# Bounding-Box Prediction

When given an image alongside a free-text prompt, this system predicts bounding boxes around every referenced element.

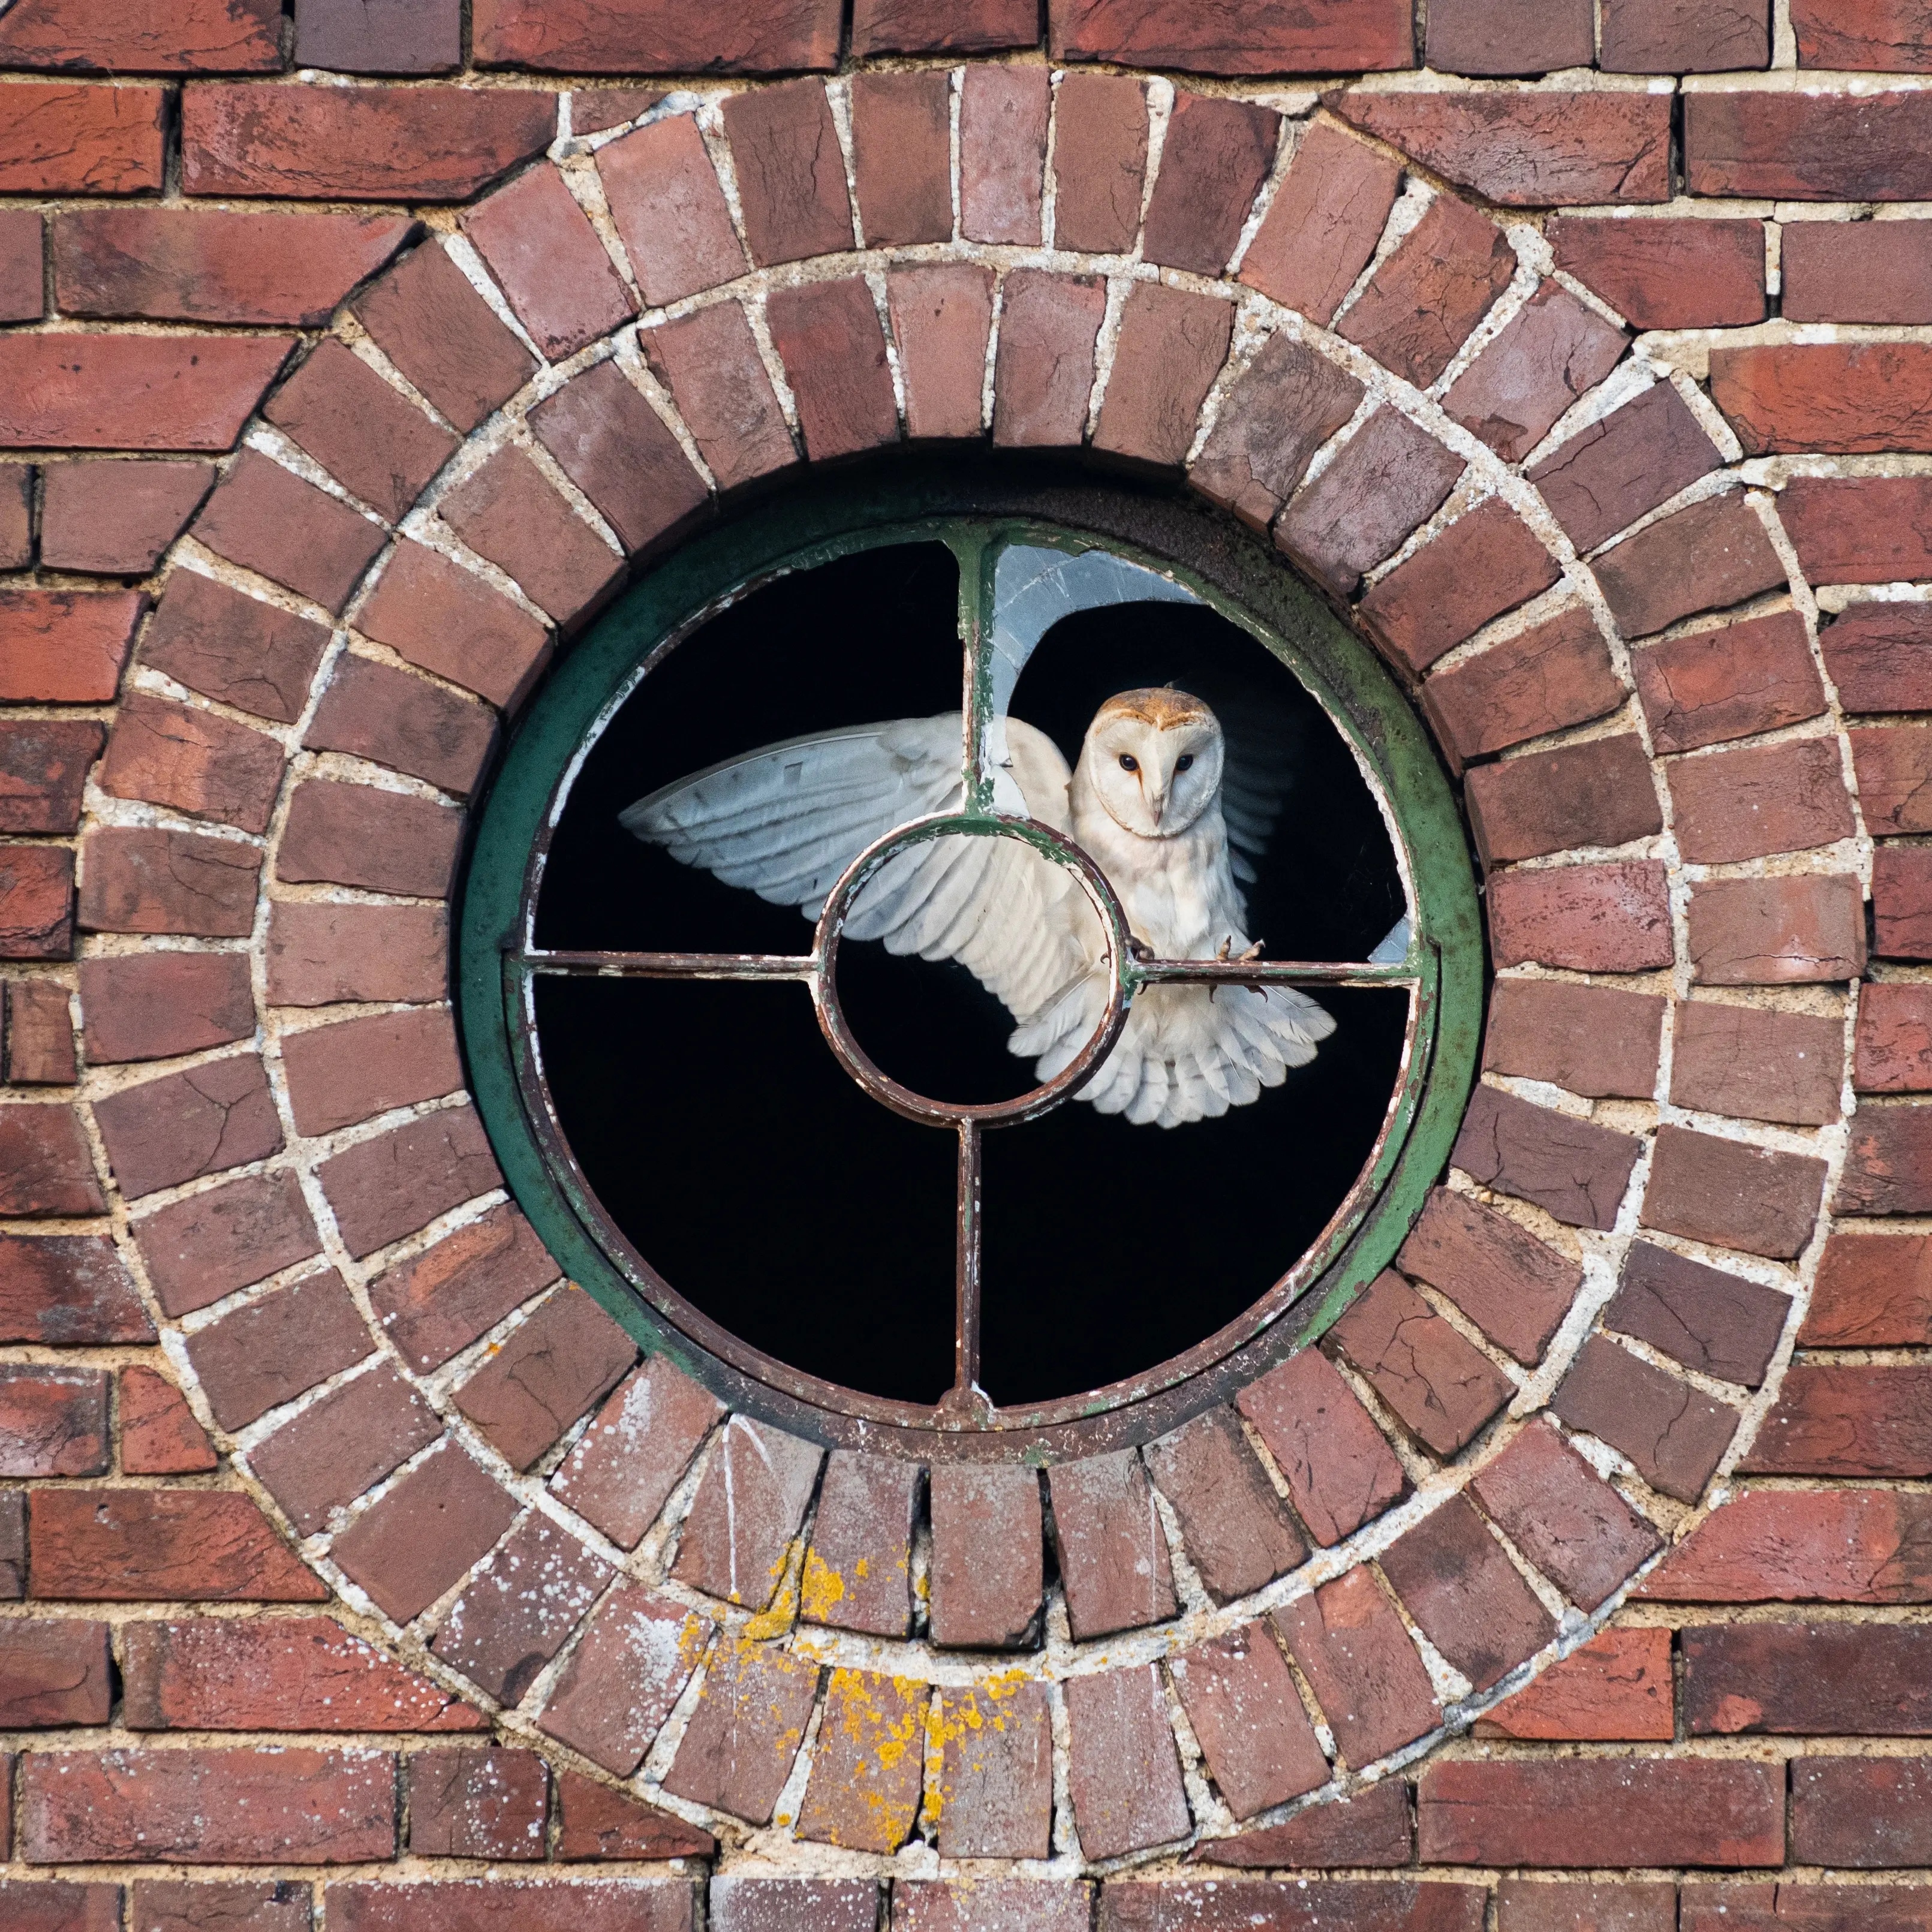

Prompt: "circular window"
[459,462,1482,1459]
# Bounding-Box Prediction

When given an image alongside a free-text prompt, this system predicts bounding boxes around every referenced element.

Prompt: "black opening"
[532,540,1407,1408]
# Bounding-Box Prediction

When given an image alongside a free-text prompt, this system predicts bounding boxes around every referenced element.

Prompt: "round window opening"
[461,465,1482,1458]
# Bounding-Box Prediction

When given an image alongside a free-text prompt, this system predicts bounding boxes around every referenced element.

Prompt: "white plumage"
[620,689,1334,1127]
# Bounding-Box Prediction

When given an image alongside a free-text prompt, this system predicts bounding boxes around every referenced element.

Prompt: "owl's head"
[1083,687,1225,838]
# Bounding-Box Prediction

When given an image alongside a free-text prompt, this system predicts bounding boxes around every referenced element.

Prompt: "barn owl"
[621,688,1334,1127]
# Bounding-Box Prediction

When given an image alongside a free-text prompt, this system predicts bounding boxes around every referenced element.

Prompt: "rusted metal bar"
[1129,958,1420,989]
[952,1118,984,1403]
[516,950,817,980]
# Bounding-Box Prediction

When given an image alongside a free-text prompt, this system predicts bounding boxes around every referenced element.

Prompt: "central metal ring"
[811,812,1134,1128]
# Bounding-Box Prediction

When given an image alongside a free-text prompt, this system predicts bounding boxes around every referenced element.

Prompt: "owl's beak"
[1146,787,1167,827]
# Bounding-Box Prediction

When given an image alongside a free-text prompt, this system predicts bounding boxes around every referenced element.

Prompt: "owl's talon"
[1215,936,1232,961]
[1238,940,1265,962]
[1128,937,1155,963]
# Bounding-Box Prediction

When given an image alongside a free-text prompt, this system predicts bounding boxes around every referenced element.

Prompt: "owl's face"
[1084,688,1226,839]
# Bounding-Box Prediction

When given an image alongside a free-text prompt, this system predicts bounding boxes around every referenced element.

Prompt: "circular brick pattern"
[55,71,1866,1870]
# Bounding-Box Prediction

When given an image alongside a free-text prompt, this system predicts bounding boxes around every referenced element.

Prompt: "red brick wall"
[7,3,1932,1928]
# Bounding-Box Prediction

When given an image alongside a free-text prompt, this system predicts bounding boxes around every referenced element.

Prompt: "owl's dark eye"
[1118,753,1139,772]
[1175,754,1194,772]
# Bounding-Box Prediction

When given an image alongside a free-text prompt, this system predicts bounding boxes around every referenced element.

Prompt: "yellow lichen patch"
[799,1548,848,1622]
[798,1666,928,1853]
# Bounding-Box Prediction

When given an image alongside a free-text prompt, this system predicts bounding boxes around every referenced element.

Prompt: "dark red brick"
[1683,1623,1932,1734]
[5,979,75,1085]
[328,1879,693,1932]
[1418,1758,1782,1868]
[567,92,664,138]
[29,1489,326,1603]
[1689,874,1865,985]
[356,540,552,712]
[98,693,284,836]
[455,1287,634,1470]
[799,1449,918,1638]
[1102,1882,1484,1931]
[1599,490,1787,641]
[1188,330,1364,532]
[1855,725,1932,844]
[1878,846,1932,959]
[1792,1758,1932,1869]
[0,209,37,324]
[437,448,623,626]
[1529,381,1723,558]
[1422,607,1624,771]
[248,1364,440,1538]
[596,113,745,307]
[1275,1566,1440,1768]
[1239,122,1398,327]
[330,1442,518,1624]
[307,657,493,800]
[1476,1628,1675,1742]
[1804,1231,1932,1347]
[1603,0,1770,69]
[352,243,537,435]
[368,1202,558,1372]
[1632,608,1825,756]
[282,1007,462,1137]
[317,1105,502,1259]
[853,0,1037,51]
[142,573,329,726]
[1688,89,1932,201]
[769,276,899,461]
[0,1366,107,1477]
[662,1636,819,1825]
[556,1769,716,1860]
[193,450,386,615]
[643,302,797,490]
[133,1171,321,1319]
[798,1667,925,1853]
[0,0,279,68]
[1235,1344,1405,1546]
[297,0,462,71]
[1608,1242,1790,1388]
[119,1367,217,1475]
[0,721,101,841]
[1064,1663,1191,1859]
[122,1616,483,1733]
[1453,1084,1643,1232]
[1785,476,1932,586]
[960,65,1047,247]
[1331,1268,1514,1456]
[0,459,29,561]
[1553,1334,1739,1501]
[0,80,163,192]
[848,70,950,248]
[888,266,995,442]
[1549,215,1767,330]
[1714,342,1932,457]
[0,1233,150,1346]
[549,1353,722,1549]
[183,83,555,203]
[1642,1122,1826,1259]
[1328,92,1672,207]
[1338,195,1515,389]
[431,1511,612,1706]
[931,1679,1053,1859]
[1427,0,1592,73]
[1746,1363,1932,1477]
[472,0,841,71]
[0,587,144,702]
[1669,738,1854,865]
[40,461,214,575]
[94,1055,281,1202]
[1145,1406,1307,1605]
[185,1271,373,1431]
[409,1747,546,1859]
[1669,1000,1842,1128]
[1482,978,1663,1103]
[134,1880,315,1932]
[0,845,74,961]
[464,164,635,363]
[1199,1778,1412,1871]
[1859,983,1932,1094]
[267,901,449,1009]
[1398,1182,1583,1362]
[1446,283,1627,464]
[1046,1448,1179,1639]
[1381,1493,1555,1690]
[672,1414,822,1609]
[0,1620,112,1728]
[929,1463,1043,1647]
[1051,73,1148,255]
[1471,1421,1661,1610]
[1467,734,1660,866]
[0,1882,119,1932]
[1142,92,1277,277]
[1095,284,1233,468]
[1785,219,1932,324]
[1791,0,1932,67]
[1277,409,1466,597]
[537,1581,711,1776]
[278,780,461,898]
[992,270,1107,449]
[1049,0,1414,73]
[721,82,854,267]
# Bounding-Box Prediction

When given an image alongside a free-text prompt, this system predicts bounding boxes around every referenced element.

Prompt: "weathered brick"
[1361,498,1563,677]
[853,0,1037,52]
[721,81,854,266]
[1453,1084,1643,1232]
[1,588,143,703]
[122,1617,483,1733]
[267,902,449,1010]
[408,1747,546,1860]
[29,1489,326,1602]
[1235,1344,1405,1546]
[1188,330,1364,531]
[798,1668,925,1853]
[642,303,796,490]
[0,0,279,68]
[769,276,899,461]
[1328,92,1672,207]
[1687,89,1932,201]
[1641,1123,1826,1259]
[1481,979,1662,1104]
[1840,1103,1932,1213]
[1427,0,1592,73]
[931,1679,1054,1858]
[0,1620,111,1728]
[1236,123,1397,327]
[1607,1241,1790,1387]
[5,979,76,1084]
[1051,0,1413,71]
[960,65,1047,247]
[330,1442,519,1624]
[1669,1000,1842,1128]
[306,658,492,801]
[297,0,462,71]
[355,541,550,713]
[142,573,329,726]
[1141,92,1277,278]
[1476,1628,1674,1741]
[437,448,622,627]
[929,1463,1043,1647]
[1854,725,1932,842]
[538,1581,712,1776]
[1398,1183,1581,1366]
[0,1233,151,1346]
[1101,1882,1483,1931]
[1746,1363,1932,1477]
[663,1637,818,1824]
[800,1449,917,1638]
[1683,1621,1932,1734]
[185,1270,372,1430]
[1689,874,1865,985]
[278,780,462,898]
[1470,1421,1661,1611]
[596,113,745,308]
[453,1287,634,1471]
[1529,381,1723,558]
[281,1008,464,1139]
[992,270,1107,448]
[714,1879,873,1932]
[135,1879,314,1932]
[464,164,635,363]
[0,1494,20,1599]
[193,450,386,616]
[0,459,29,559]
[317,1105,502,1260]
[1048,1448,1179,1639]
[0,1105,101,1216]
[1549,215,1767,330]
[1601,490,1788,640]
[0,845,74,961]
[1804,1230,1932,1346]
[1094,282,1233,468]
[1467,734,1661,866]
[1198,1778,1412,1871]
[1639,1486,1932,1605]
[1338,195,1515,388]
[133,1172,321,1319]
[1790,0,1932,66]
[40,461,214,575]
[352,243,537,435]
[556,1769,715,1860]
[1632,608,1824,756]
[94,1055,281,1202]
[0,80,165,192]
[1446,282,1626,464]
[1422,607,1624,771]
[1785,219,1932,324]
[550,1354,723,1551]
[1552,1334,1738,1502]
[0,723,98,838]
[888,266,995,441]
[1878,846,1932,959]
[326,1878,693,1932]
[1672,736,1855,865]
[119,1367,218,1475]
[1859,985,1932,1095]
[1051,73,1148,255]
[1603,0,1770,69]
[1277,409,1465,597]
[1713,342,1932,456]
[472,0,838,67]
[1418,1759,1783,1868]
[368,1202,558,1373]
[0,1376,97,1486]
[848,70,950,248]
[1790,1758,1932,1869]
[1065,1663,1191,1859]
[672,1414,822,1609]
[98,693,284,836]
[1275,1566,1441,1768]
[0,210,37,323]
[1145,1406,1307,1605]
[1381,1494,1555,1690]
[183,83,555,203]
[431,1510,612,1707]
[1784,476,1932,585]
[1169,1621,1326,1823]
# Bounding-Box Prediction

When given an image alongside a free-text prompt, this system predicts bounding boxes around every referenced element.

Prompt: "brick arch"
[52,62,1869,1871]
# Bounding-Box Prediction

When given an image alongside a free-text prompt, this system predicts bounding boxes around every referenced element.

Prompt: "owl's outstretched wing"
[621,714,1102,1027]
